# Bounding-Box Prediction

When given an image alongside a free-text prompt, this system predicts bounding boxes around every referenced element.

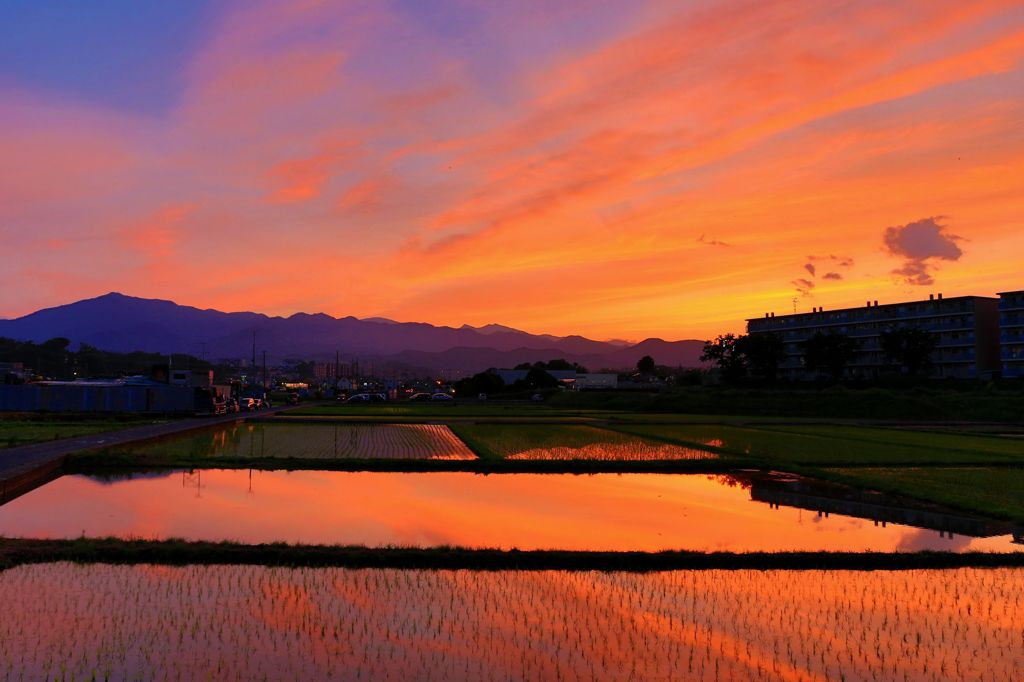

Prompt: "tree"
[700,334,747,382]
[672,367,707,386]
[803,332,859,381]
[735,333,785,381]
[543,358,588,373]
[514,359,589,373]
[454,371,505,396]
[520,367,559,389]
[880,327,936,377]
[294,360,318,380]
[636,355,656,375]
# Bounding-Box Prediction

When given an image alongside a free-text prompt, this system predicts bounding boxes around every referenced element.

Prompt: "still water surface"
[107,422,476,460]
[0,470,1017,552]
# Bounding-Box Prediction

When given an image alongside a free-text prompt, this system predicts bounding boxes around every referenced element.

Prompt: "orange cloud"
[121,203,194,262]
[3,0,1024,342]
[337,175,396,214]
[267,144,360,204]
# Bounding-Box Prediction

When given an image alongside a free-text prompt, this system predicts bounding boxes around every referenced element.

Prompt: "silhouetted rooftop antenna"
[792,298,798,313]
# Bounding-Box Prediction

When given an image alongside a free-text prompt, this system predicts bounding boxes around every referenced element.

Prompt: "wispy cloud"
[698,234,731,247]
[0,0,1022,340]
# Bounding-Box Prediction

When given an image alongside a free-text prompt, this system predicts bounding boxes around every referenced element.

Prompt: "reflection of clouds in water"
[896,528,972,553]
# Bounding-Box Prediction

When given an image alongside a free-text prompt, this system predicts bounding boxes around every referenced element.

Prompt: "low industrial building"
[575,373,619,390]
[1000,290,1024,379]
[0,377,199,412]
[747,293,1001,380]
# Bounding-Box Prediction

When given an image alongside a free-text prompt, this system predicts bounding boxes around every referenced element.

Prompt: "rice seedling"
[451,424,718,461]
[0,563,1018,681]
[101,423,476,461]
[610,424,1024,466]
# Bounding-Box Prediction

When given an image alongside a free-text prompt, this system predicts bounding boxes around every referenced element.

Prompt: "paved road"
[0,407,294,493]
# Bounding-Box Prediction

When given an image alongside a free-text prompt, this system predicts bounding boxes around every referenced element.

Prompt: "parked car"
[431,393,454,401]
[530,393,544,402]
[408,392,433,402]
[240,398,257,411]
[370,393,387,402]
[287,392,300,406]
[347,393,372,403]
[477,393,488,401]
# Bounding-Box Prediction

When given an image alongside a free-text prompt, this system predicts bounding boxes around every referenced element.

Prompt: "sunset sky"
[2,0,1022,341]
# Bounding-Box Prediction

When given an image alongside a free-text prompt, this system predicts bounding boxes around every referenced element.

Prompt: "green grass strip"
[2,537,1023,572]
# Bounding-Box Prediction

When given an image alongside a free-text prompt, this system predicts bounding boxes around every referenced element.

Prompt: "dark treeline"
[0,336,230,382]
[700,327,939,383]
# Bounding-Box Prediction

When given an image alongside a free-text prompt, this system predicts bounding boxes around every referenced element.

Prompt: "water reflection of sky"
[0,471,1018,553]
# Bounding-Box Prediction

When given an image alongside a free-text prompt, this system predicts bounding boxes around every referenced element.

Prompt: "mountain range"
[0,293,707,374]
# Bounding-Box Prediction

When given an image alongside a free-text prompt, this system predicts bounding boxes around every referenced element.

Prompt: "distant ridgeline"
[0,292,708,374]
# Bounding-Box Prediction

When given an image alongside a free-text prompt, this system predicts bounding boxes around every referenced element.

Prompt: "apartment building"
[999,290,1024,379]
[746,294,1001,380]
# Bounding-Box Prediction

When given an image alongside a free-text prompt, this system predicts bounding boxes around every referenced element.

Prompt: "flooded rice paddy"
[454,424,717,460]
[614,423,1024,464]
[0,470,1018,552]
[109,422,476,460]
[0,563,1019,681]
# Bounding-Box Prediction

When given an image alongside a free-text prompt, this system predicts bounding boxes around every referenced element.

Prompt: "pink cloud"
[337,176,396,214]
[267,144,361,204]
[121,204,195,262]
[2,0,1023,341]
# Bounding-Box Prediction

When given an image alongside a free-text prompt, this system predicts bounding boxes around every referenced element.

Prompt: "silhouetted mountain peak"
[0,294,707,372]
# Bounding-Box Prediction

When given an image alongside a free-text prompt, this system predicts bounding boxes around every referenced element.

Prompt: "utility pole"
[251,330,257,391]
[262,350,267,391]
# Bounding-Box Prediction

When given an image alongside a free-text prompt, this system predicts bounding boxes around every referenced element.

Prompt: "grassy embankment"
[547,385,1024,422]
[821,467,1024,523]
[2,537,1023,572]
[603,422,1024,522]
[0,415,168,449]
